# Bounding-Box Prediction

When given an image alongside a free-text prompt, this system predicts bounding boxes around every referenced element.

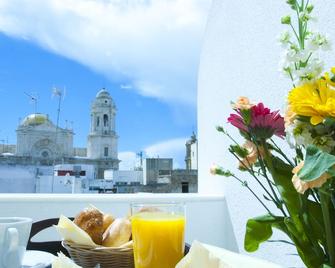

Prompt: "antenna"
[24,92,38,113]
[52,87,66,130]
[51,86,65,193]
[136,151,144,170]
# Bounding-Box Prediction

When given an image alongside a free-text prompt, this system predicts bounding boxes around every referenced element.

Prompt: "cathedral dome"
[20,113,50,127]
[96,88,111,99]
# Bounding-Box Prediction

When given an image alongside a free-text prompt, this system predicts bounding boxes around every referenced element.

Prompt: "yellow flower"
[288,78,335,125]
[232,97,254,110]
[324,67,335,87]
[292,161,331,194]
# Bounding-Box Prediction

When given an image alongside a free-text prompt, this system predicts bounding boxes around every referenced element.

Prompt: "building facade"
[185,132,197,170]
[16,114,74,163]
[0,88,119,181]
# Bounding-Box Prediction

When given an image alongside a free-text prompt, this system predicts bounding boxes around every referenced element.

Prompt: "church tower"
[87,89,119,175]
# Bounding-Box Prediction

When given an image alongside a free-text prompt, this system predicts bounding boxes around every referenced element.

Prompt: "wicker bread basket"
[62,241,134,268]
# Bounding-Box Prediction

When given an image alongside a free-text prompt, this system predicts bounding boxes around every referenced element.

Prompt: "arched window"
[103,114,108,127]
[97,116,100,127]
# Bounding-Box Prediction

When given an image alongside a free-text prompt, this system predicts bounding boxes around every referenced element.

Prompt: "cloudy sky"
[0,0,211,169]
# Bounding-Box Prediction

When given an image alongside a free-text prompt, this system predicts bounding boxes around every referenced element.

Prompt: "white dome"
[96,88,111,99]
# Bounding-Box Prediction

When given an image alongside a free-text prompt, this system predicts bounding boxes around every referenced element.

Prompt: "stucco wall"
[198,0,335,267]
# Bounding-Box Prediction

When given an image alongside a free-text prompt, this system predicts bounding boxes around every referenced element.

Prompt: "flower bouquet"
[211,1,335,267]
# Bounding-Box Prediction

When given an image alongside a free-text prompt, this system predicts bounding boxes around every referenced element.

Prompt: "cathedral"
[1,89,120,179]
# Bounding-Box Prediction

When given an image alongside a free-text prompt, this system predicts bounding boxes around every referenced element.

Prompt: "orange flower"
[232,97,254,110]
[284,106,297,128]
[239,141,264,169]
[292,161,331,194]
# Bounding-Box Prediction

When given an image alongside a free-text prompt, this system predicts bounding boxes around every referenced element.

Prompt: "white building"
[0,88,120,193]
[104,170,143,184]
[185,133,197,170]
[16,113,73,160]
[87,89,118,160]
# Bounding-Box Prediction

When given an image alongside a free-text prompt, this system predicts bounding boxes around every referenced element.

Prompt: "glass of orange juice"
[131,203,185,268]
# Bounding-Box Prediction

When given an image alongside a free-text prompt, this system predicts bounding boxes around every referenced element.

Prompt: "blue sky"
[0,0,210,169]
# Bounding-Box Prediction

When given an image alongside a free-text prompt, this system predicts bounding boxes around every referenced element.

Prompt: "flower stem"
[231,174,273,215]
[270,139,295,167]
[230,151,280,209]
[319,188,335,267]
[259,140,288,217]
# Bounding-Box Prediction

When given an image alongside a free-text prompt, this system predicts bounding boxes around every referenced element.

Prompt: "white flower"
[285,124,297,148]
[306,32,331,51]
[278,31,291,47]
[299,10,312,22]
[294,57,324,84]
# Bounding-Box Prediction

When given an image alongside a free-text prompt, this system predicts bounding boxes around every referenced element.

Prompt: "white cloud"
[144,137,187,169]
[118,151,137,170]
[0,0,211,106]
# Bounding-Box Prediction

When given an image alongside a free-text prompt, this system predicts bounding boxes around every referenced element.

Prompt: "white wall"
[0,166,35,193]
[198,0,335,267]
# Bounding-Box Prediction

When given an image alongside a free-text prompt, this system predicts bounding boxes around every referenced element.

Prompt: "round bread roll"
[102,218,132,247]
[103,214,115,232]
[74,208,104,245]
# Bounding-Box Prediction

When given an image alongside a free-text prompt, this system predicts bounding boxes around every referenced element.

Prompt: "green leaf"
[298,145,335,182]
[269,156,301,214]
[266,156,325,267]
[240,109,252,125]
[307,199,326,246]
[244,214,285,252]
[229,144,248,158]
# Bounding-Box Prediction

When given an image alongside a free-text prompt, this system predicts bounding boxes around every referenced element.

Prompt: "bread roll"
[120,240,133,248]
[102,218,132,247]
[74,208,104,245]
[103,214,115,232]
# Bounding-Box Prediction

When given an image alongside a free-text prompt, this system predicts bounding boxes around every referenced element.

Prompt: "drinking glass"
[131,203,185,268]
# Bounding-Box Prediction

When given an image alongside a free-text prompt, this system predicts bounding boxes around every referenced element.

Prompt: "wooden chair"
[27,217,74,257]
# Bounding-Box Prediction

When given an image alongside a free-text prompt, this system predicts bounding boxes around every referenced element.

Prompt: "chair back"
[27,217,74,256]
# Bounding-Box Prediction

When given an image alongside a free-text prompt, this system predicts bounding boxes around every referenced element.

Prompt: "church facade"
[0,89,119,179]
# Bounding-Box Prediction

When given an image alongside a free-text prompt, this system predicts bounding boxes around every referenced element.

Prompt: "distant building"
[16,113,74,165]
[185,132,197,170]
[87,89,120,178]
[104,170,143,185]
[0,88,120,193]
[0,88,198,194]
[143,158,173,185]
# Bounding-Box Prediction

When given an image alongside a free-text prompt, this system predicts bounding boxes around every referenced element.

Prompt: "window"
[97,116,100,127]
[103,114,108,127]
[182,182,189,193]
[104,147,108,157]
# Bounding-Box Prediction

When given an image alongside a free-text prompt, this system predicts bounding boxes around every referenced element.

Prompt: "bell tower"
[87,89,119,173]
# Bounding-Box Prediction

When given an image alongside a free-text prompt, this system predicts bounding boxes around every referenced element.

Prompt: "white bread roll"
[103,214,115,232]
[102,218,132,247]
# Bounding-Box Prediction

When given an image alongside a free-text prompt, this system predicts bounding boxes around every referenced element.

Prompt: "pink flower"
[228,102,285,140]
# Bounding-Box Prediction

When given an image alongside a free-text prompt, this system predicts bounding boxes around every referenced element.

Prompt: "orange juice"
[131,212,185,268]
